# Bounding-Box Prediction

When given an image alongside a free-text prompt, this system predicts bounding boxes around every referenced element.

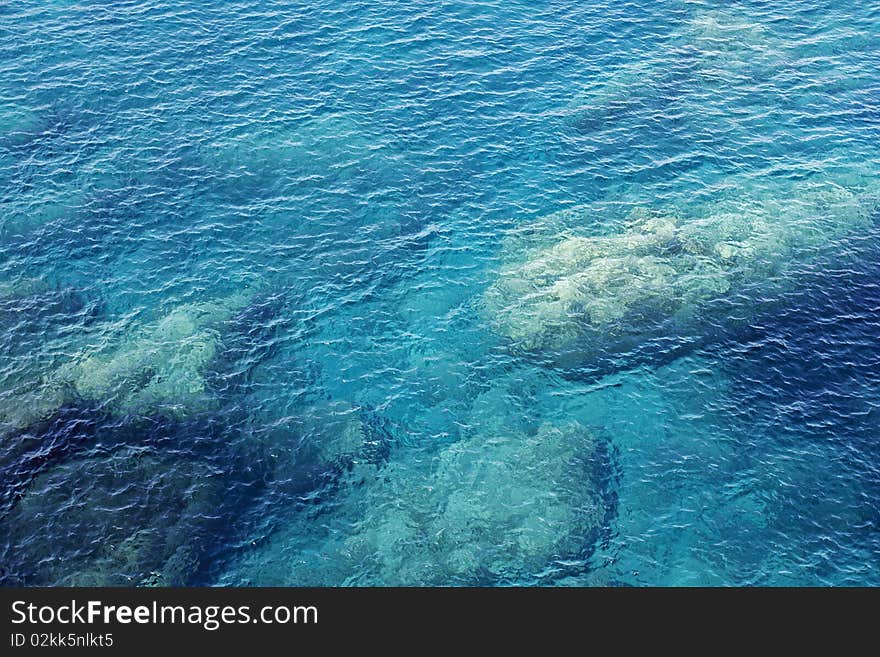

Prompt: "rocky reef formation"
[0,285,284,586]
[0,278,87,440]
[228,407,605,586]
[683,8,784,76]
[483,176,877,367]
[0,289,255,443]
[565,60,664,128]
[565,9,784,130]
[54,291,253,415]
[343,420,601,584]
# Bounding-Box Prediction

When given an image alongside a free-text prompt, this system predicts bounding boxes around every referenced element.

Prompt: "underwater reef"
[483,172,878,369]
[340,420,603,585]
[530,7,880,372]
[0,288,256,441]
[222,369,611,586]
[54,290,255,415]
[0,282,295,586]
[230,423,606,586]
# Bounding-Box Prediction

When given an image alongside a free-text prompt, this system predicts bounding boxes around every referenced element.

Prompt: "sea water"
[1,0,879,585]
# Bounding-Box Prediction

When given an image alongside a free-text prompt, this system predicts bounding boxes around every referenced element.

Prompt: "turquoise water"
[1,0,879,586]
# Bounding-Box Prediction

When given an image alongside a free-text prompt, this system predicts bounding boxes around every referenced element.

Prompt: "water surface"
[1,0,879,586]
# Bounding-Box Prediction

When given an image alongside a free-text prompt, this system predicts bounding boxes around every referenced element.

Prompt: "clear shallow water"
[0,0,878,585]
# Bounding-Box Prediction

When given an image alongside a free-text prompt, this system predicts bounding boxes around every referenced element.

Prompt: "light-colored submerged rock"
[483,176,877,365]
[684,9,778,58]
[278,399,381,469]
[565,10,776,116]
[563,7,803,137]
[232,414,603,586]
[55,290,253,415]
[670,8,789,88]
[0,277,74,436]
[0,384,70,441]
[0,290,255,437]
[344,421,601,584]
[680,9,791,95]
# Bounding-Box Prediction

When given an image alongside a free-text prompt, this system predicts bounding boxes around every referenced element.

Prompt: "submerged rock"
[564,8,784,134]
[0,289,256,442]
[684,8,783,76]
[235,415,605,586]
[0,281,93,440]
[483,177,876,367]
[345,421,602,584]
[57,290,255,415]
[0,387,73,459]
[306,402,376,467]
